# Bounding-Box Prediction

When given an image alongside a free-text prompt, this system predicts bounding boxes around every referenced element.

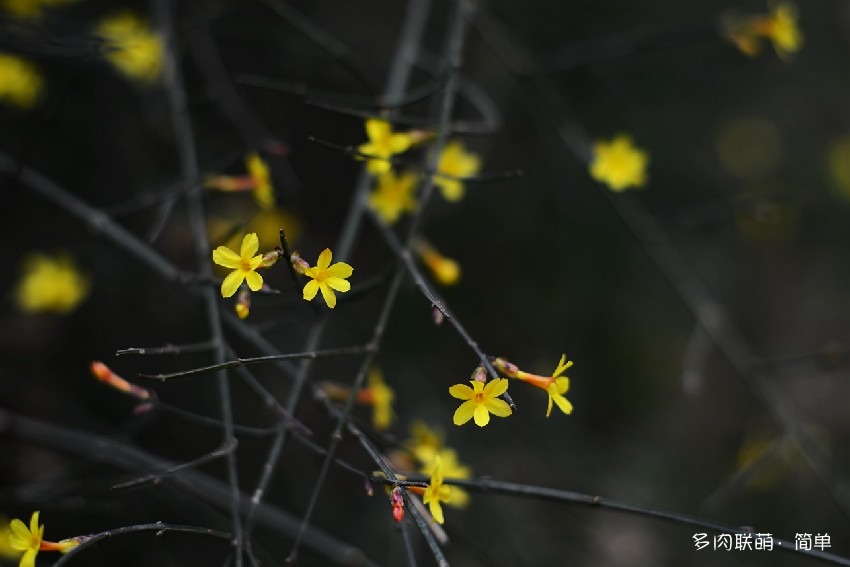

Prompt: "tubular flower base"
[449,378,512,427]
[301,248,353,309]
[413,239,460,286]
[8,512,80,567]
[496,354,574,417]
[421,456,452,524]
[589,134,648,192]
[212,233,264,298]
[358,118,415,175]
[435,140,481,202]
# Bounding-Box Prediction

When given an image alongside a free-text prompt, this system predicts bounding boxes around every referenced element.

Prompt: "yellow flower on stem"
[422,448,471,508]
[96,13,163,84]
[361,368,395,430]
[405,421,444,466]
[421,456,452,524]
[212,233,264,298]
[449,378,512,427]
[724,2,802,59]
[589,134,648,192]
[301,248,353,309]
[0,53,43,109]
[206,153,275,209]
[368,171,417,224]
[14,253,89,314]
[497,355,574,417]
[435,140,481,202]
[358,119,415,175]
[8,512,79,567]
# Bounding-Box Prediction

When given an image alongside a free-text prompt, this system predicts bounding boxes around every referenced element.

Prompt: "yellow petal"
[248,254,265,270]
[472,405,491,427]
[240,233,259,258]
[212,246,241,268]
[221,270,245,298]
[366,158,391,175]
[324,277,350,292]
[483,377,509,398]
[302,279,319,301]
[437,178,463,202]
[20,548,37,567]
[319,282,337,308]
[365,119,389,143]
[389,133,412,153]
[244,270,263,291]
[324,262,353,279]
[452,400,475,425]
[428,499,445,524]
[551,391,573,415]
[316,248,333,271]
[448,383,473,400]
[484,398,512,417]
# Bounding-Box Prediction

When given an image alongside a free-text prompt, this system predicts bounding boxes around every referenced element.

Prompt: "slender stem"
[153,0,243,562]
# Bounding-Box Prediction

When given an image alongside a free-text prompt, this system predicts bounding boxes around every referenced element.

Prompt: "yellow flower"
[413,239,460,286]
[435,140,480,202]
[364,367,395,430]
[508,355,574,417]
[8,512,79,567]
[421,448,471,508]
[302,248,353,309]
[0,517,22,561]
[14,253,89,314]
[212,233,264,298]
[358,119,414,175]
[422,456,452,524]
[96,13,163,84]
[406,421,443,466]
[368,171,417,224]
[1,0,75,19]
[245,153,275,209]
[0,53,43,109]
[589,134,648,191]
[448,378,512,427]
[724,2,802,59]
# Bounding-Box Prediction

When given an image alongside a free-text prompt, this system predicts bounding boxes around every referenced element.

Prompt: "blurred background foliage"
[1,0,850,565]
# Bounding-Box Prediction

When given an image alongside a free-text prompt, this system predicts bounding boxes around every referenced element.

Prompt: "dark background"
[1,0,849,565]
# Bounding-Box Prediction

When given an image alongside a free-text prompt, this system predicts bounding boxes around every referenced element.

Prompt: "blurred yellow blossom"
[212,233,264,298]
[0,53,43,109]
[206,153,275,209]
[300,248,353,309]
[435,140,480,202]
[422,456,451,524]
[363,367,395,430]
[0,517,22,561]
[724,2,802,59]
[15,253,89,314]
[96,13,163,83]
[589,134,648,191]
[406,421,443,466]
[422,448,471,508]
[449,378,512,427]
[413,239,460,286]
[358,119,414,175]
[368,171,417,224]
[1,0,75,19]
[8,512,79,567]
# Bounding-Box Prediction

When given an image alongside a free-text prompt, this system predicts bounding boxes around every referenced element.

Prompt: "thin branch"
[117,340,220,356]
[139,345,374,380]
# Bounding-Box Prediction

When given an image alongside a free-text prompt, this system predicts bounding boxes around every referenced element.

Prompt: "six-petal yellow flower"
[302,248,353,309]
[358,119,414,175]
[435,140,481,202]
[511,354,574,417]
[8,511,78,567]
[368,171,417,224]
[212,233,264,298]
[449,378,512,427]
[589,134,648,191]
